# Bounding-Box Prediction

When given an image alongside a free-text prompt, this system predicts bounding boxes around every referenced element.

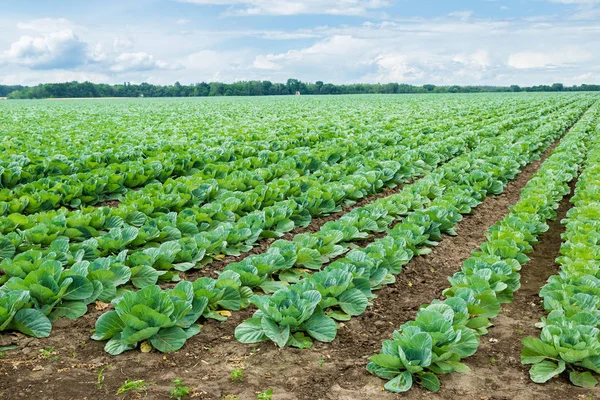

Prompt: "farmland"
[0,93,599,399]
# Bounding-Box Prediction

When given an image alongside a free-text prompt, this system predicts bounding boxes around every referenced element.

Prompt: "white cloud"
[112,37,133,51]
[547,0,600,20]
[1,8,599,87]
[507,49,592,69]
[16,18,82,33]
[175,18,192,25]
[255,31,320,40]
[173,49,253,82]
[244,17,598,85]
[110,52,172,72]
[448,10,474,20]
[369,53,428,82]
[570,7,600,19]
[368,50,492,84]
[252,35,371,73]
[252,56,281,70]
[0,70,111,86]
[251,33,497,85]
[507,52,556,69]
[2,30,88,69]
[453,50,491,68]
[177,0,390,16]
[569,72,599,81]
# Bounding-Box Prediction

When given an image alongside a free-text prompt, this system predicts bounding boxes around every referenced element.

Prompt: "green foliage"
[0,92,597,387]
[96,365,110,390]
[116,379,150,395]
[170,378,191,399]
[230,368,244,382]
[235,289,336,348]
[235,97,596,350]
[369,101,600,392]
[257,389,273,400]
[522,129,600,388]
[5,81,599,100]
[0,290,51,337]
[39,346,58,360]
[92,284,203,355]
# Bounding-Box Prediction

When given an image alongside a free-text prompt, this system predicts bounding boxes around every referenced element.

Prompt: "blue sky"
[0,0,599,86]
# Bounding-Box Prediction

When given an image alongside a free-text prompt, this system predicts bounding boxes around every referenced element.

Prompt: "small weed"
[257,389,273,400]
[116,379,150,395]
[39,347,59,361]
[230,368,244,382]
[514,328,525,335]
[170,378,191,399]
[96,366,110,390]
[0,345,18,359]
[489,356,497,365]
[317,356,326,368]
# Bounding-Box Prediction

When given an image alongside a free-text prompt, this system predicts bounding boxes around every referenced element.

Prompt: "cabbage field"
[0,94,599,399]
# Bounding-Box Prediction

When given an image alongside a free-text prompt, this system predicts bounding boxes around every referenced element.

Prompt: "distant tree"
[209,82,224,96]
[286,78,301,94]
[315,81,324,94]
[262,80,272,95]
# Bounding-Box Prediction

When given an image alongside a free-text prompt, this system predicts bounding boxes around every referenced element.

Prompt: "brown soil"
[439,181,599,400]
[95,199,121,208]
[3,135,597,400]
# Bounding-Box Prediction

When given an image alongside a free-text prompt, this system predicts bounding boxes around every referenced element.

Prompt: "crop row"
[0,96,595,356]
[367,102,598,392]
[81,100,593,354]
[0,96,553,220]
[521,124,600,388]
[0,98,575,293]
[231,101,595,349]
[0,95,524,193]
[0,119,435,213]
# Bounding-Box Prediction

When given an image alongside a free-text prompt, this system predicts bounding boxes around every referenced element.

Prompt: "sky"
[0,0,599,86]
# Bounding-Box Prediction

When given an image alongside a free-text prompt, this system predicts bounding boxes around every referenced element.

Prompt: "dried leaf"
[140,341,153,353]
[95,301,110,311]
[216,310,232,317]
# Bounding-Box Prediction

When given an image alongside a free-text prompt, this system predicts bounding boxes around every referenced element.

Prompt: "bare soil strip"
[0,131,579,400]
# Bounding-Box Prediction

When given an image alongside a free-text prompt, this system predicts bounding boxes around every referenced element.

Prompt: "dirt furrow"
[437,183,599,399]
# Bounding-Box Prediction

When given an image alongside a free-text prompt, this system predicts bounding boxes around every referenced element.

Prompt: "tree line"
[0,85,27,97]
[3,80,600,99]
